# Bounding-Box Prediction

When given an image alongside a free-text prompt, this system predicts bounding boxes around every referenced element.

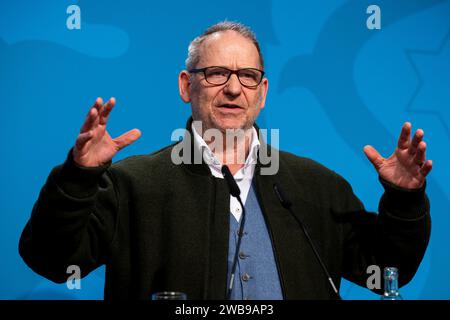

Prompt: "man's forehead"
[198,31,260,67]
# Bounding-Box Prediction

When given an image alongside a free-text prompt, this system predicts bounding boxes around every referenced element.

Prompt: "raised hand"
[363,122,432,189]
[72,97,141,167]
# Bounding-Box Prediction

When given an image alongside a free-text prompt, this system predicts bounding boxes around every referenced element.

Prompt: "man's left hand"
[363,122,433,189]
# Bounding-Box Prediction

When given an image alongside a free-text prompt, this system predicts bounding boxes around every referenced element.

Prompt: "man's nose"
[223,74,242,97]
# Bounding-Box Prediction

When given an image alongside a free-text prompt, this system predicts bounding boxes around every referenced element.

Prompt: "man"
[19,21,432,300]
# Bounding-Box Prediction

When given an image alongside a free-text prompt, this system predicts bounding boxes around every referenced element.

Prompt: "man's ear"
[179,70,191,103]
[259,77,269,109]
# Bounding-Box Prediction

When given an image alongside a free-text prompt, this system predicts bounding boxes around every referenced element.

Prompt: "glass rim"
[188,66,265,88]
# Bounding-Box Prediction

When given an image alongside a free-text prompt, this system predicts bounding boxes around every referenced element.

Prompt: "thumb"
[363,145,384,171]
[114,129,142,151]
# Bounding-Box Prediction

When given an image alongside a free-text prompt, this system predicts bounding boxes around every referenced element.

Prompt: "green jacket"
[19,120,431,300]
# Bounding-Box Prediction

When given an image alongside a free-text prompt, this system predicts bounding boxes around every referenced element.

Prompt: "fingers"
[80,97,116,133]
[114,129,142,150]
[80,98,103,133]
[75,130,94,150]
[363,145,384,170]
[408,129,424,155]
[420,160,433,177]
[414,141,427,166]
[397,122,411,150]
[99,97,116,125]
[80,107,98,133]
[403,124,431,177]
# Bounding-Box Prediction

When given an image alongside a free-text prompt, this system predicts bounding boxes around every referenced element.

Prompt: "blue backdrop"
[1,0,449,300]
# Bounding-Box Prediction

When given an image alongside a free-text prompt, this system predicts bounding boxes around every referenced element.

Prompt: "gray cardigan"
[19,119,431,300]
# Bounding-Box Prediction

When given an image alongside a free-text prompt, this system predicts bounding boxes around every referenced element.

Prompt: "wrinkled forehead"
[197,31,262,69]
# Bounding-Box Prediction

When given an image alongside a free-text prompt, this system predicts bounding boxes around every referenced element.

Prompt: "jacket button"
[239,252,247,259]
[242,273,251,282]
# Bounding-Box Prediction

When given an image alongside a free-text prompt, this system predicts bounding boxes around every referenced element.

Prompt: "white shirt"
[191,123,260,222]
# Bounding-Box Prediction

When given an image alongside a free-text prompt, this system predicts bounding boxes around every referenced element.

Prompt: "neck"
[204,128,253,176]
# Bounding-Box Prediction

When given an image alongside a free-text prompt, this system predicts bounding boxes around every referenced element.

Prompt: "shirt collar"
[191,122,260,179]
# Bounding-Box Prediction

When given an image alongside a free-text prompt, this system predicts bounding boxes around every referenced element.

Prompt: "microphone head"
[221,164,230,176]
[221,165,241,198]
[273,183,292,209]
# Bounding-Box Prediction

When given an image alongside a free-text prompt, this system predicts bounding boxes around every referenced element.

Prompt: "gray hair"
[185,21,264,71]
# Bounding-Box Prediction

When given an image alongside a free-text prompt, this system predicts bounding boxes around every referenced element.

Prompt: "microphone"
[221,165,246,300]
[221,165,241,198]
[273,183,342,300]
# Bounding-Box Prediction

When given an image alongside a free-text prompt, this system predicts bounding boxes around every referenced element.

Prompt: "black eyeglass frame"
[188,66,265,88]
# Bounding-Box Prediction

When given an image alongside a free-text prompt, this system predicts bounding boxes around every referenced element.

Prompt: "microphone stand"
[273,183,342,300]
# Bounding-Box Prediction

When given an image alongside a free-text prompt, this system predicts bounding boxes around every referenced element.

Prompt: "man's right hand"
[72,97,141,167]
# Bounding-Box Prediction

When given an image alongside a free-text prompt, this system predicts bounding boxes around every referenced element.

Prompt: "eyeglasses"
[188,66,265,88]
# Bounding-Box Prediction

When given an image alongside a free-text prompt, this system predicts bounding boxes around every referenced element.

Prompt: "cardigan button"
[236,230,247,236]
